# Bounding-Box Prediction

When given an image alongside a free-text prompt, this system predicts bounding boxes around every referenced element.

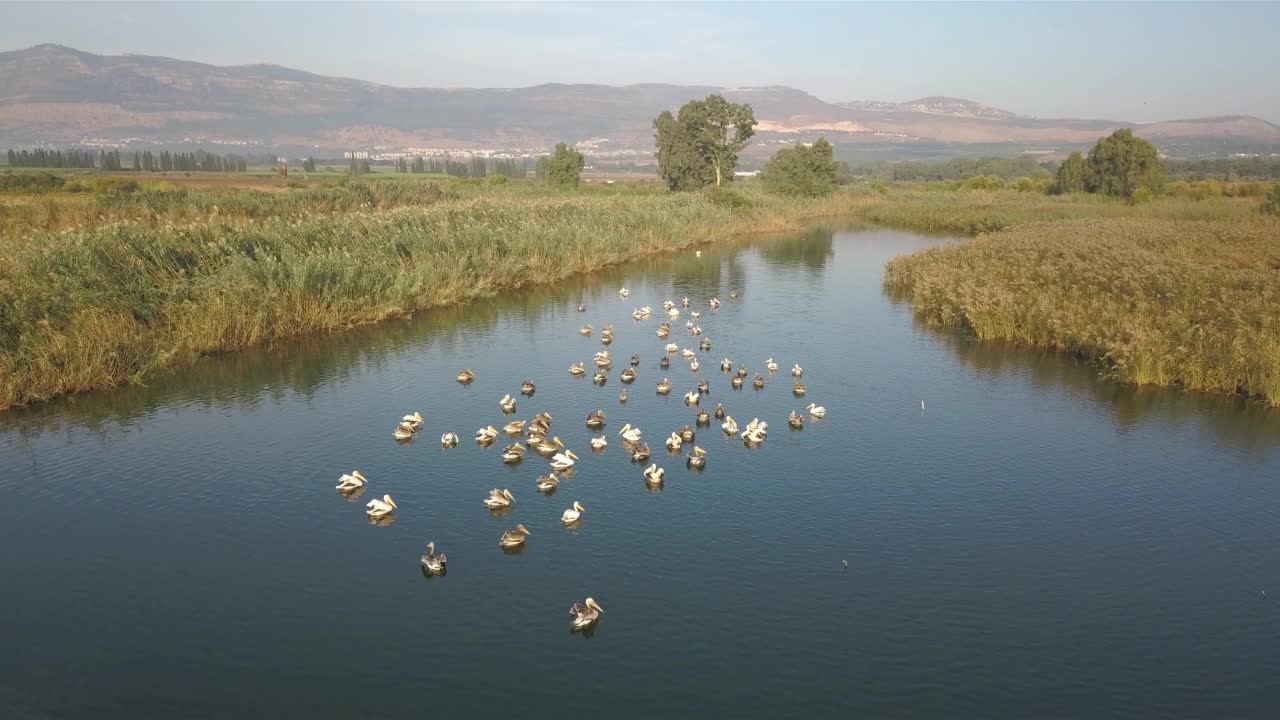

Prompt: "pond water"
[2,227,1278,718]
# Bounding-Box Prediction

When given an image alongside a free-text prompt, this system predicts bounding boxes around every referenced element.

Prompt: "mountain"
[2,44,1278,158]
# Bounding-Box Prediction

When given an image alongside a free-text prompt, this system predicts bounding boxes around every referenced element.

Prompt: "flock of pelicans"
[334,287,825,633]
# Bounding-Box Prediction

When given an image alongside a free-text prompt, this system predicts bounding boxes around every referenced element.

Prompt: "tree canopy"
[546,143,584,187]
[1050,151,1088,194]
[1084,128,1165,200]
[762,138,840,197]
[654,95,756,191]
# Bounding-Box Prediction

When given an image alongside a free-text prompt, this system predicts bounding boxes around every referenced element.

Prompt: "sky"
[1,1,1277,123]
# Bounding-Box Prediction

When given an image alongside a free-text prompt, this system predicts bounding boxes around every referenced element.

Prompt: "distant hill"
[2,44,1277,157]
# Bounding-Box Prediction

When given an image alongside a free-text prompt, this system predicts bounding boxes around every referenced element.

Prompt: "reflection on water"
[885,286,1280,457]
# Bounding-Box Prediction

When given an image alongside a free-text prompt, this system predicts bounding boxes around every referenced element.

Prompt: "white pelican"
[709,297,720,309]
[591,436,608,450]
[550,450,580,471]
[476,425,499,442]
[667,307,680,318]
[684,391,700,406]
[806,403,826,418]
[643,464,665,486]
[399,411,424,431]
[499,394,517,413]
[691,311,701,319]
[366,494,397,518]
[766,358,778,372]
[720,358,732,372]
[618,424,643,443]
[594,351,612,367]
[665,343,679,353]
[335,470,367,491]
[521,380,536,395]
[503,420,526,435]
[618,287,630,297]
[689,358,700,372]
[536,474,560,492]
[569,362,586,376]
[579,325,593,336]
[569,598,604,631]
[441,431,460,447]
[681,348,696,359]
[499,524,531,548]
[666,432,682,451]
[457,369,475,384]
[484,488,515,509]
[686,446,707,469]
[681,297,690,308]
[663,300,675,311]
[721,416,739,435]
[792,364,803,377]
[656,378,672,395]
[561,501,585,525]
[393,426,415,441]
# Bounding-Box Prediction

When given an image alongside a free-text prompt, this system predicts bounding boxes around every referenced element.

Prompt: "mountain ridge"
[1,44,1277,155]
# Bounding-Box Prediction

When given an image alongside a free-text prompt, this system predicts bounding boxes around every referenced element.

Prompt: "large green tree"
[1084,128,1165,200]
[761,138,840,197]
[1052,151,1088,194]
[654,94,757,190]
[546,142,584,187]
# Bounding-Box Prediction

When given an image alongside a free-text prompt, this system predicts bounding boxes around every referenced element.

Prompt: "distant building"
[734,170,759,178]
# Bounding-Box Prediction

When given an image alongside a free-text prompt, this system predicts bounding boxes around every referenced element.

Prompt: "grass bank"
[884,217,1280,404]
[0,182,869,409]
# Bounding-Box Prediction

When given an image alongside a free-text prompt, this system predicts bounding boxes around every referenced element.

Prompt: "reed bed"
[0,185,870,408]
[884,217,1280,404]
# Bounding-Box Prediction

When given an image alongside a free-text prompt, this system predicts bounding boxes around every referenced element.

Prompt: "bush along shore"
[0,185,868,409]
[884,217,1280,405]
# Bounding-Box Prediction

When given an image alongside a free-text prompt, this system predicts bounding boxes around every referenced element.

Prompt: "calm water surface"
[3,227,1278,719]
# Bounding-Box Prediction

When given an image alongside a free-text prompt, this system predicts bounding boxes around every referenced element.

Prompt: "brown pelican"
[721,358,733,372]
[660,356,671,369]
[499,524,531,548]
[684,391,700,405]
[502,444,526,464]
[681,297,690,308]
[657,323,670,339]
[586,410,606,429]
[532,436,563,457]
[630,443,651,463]
[806,403,826,418]
[569,598,604,631]
[729,291,739,299]
[736,365,748,379]
[630,354,641,366]
[593,370,608,385]
[697,379,710,394]
[731,376,744,389]
[420,542,447,575]
[484,488,515,509]
[393,425,416,441]
[753,374,765,389]
[788,410,804,429]
[793,382,806,397]
[503,420,526,435]
[620,368,637,384]
[366,494,397,519]
[561,501,585,525]
[457,369,475,384]
[714,403,725,419]
[536,474,560,492]
[521,380,536,396]
[335,470,368,492]
[679,426,696,443]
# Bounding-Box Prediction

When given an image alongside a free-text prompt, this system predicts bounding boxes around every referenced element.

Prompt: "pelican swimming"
[499,524,531,548]
[500,394,517,414]
[630,442,651,462]
[665,343,679,354]
[689,358,700,372]
[530,436,562,457]
[577,303,586,312]
[690,325,702,336]
[590,436,608,450]
[643,464,665,486]
[666,432,683,451]
[420,542,447,575]
[663,300,675,311]
[569,362,586,376]
[753,374,765,389]
[714,403,725,419]
[594,351,612,368]
[503,420,526,435]
[699,337,711,351]
[620,368,636,384]
[441,431,460,447]
[679,426,696,443]
[366,494,397,519]
[335,470,368,492]
[709,297,720,309]
[731,376,743,389]
[536,474,560,492]
[736,365,749,379]
[729,291,739,299]
[792,364,803,377]
[502,444,526,464]
[579,325,592,336]
[722,416,739,435]
[528,412,553,437]
[476,425,499,443]
[593,370,608,385]
[686,446,707,469]
[484,488,515,509]
[393,425,416,441]
[682,297,690,308]
[656,378,672,395]
[720,358,732,372]
[684,390,699,405]
[657,323,670,339]
[630,354,641,366]
[691,310,701,319]
[793,382,806,397]
[686,320,695,330]
[457,369,475,384]
[806,403,826,418]
[618,424,643,443]
[570,598,604,631]
[618,388,628,403]
[561,501,585,525]
[399,411,424,432]
[667,307,680,319]
[632,307,651,320]
[788,410,804,429]
[766,358,779,372]
[659,356,671,369]
[618,287,630,297]
[521,380,536,395]
[681,348,696,360]
[585,410,606,429]
[697,379,710,394]
[696,408,711,426]
[550,449,579,471]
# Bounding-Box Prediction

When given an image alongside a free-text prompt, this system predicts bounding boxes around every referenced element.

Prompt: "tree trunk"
[715,162,722,187]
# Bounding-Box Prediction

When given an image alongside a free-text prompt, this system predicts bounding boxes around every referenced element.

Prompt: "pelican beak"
[353,471,365,480]
[427,542,434,554]
[387,497,397,509]
[567,450,578,460]
[554,437,564,447]
[575,502,584,511]
[488,426,497,433]
[587,598,603,612]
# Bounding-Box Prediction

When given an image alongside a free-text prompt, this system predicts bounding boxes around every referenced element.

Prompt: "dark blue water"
[2,227,1278,718]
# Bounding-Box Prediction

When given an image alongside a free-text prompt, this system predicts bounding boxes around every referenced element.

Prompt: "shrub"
[761,138,839,197]
[706,186,754,212]
[1262,184,1280,216]
[962,175,1004,191]
[486,174,509,186]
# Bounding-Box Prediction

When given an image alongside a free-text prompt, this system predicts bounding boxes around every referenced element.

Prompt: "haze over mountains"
[2,44,1277,159]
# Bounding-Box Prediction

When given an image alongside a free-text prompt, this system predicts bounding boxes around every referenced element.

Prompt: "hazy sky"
[2,1,1277,123]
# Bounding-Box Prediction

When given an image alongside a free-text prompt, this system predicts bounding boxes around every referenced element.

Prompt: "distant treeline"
[394,156,527,178]
[845,155,1054,181]
[1166,157,1280,181]
[6,148,249,172]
